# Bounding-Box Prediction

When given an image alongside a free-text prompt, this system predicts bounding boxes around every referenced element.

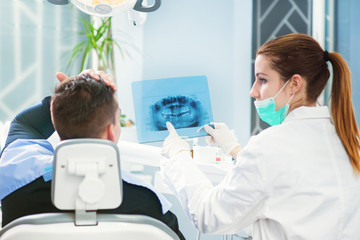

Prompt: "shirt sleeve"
[161,144,270,234]
[2,96,55,152]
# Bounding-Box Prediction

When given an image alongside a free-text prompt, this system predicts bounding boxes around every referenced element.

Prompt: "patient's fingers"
[97,71,117,92]
[80,69,98,79]
[80,69,117,92]
[56,72,68,82]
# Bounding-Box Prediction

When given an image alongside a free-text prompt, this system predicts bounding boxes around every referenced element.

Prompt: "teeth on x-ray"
[152,95,204,130]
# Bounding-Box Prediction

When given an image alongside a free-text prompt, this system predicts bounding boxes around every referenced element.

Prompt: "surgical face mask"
[254,80,295,126]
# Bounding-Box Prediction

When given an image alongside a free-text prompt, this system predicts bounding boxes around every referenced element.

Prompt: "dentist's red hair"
[257,33,360,175]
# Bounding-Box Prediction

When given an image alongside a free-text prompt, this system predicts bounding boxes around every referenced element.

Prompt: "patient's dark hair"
[51,74,118,140]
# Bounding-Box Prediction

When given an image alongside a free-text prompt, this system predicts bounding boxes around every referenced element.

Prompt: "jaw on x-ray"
[151,95,205,130]
[132,75,213,142]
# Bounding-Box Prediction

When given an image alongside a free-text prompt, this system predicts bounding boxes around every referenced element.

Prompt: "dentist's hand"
[204,123,241,157]
[161,122,190,159]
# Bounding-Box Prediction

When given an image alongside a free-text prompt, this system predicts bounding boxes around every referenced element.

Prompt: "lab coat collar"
[283,106,330,123]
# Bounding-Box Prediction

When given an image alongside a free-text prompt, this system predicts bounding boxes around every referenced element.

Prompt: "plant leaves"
[67,16,126,74]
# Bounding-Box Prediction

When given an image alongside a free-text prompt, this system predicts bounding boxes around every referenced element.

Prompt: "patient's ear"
[106,124,115,142]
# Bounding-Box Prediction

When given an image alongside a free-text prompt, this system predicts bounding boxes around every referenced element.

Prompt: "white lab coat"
[161,106,360,239]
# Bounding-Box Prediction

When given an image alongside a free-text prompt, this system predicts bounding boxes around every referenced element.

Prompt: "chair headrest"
[51,139,122,212]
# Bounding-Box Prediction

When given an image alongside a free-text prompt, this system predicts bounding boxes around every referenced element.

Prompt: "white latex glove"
[161,122,190,158]
[204,123,240,155]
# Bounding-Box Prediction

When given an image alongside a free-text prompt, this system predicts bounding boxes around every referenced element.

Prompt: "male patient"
[0,70,184,239]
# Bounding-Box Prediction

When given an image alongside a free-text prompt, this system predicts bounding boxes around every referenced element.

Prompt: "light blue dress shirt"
[0,139,171,213]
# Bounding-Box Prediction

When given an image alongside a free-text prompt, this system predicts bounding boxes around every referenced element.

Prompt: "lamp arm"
[133,0,161,12]
[47,0,69,5]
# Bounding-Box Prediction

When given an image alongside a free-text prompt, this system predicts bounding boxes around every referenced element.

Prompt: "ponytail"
[257,33,360,174]
[329,52,360,175]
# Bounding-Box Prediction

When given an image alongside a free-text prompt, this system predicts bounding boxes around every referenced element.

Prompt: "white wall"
[114,0,253,146]
[113,1,253,239]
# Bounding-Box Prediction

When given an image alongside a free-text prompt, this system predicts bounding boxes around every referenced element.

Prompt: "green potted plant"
[67,16,134,127]
[67,16,120,77]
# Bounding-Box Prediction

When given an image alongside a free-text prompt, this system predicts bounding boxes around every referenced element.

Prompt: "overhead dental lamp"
[47,0,161,17]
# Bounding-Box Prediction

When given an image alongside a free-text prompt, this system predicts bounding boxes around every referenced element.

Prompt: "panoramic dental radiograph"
[151,95,206,130]
[132,75,213,142]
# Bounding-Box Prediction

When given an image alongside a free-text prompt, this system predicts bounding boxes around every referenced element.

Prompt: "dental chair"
[0,139,179,240]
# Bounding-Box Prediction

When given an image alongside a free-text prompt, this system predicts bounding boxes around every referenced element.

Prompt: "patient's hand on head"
[55,69,117,92]
[55,72,68,82]
[80,69,117,92]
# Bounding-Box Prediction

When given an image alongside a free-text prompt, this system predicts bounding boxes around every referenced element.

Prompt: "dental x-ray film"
[132,76,213,143]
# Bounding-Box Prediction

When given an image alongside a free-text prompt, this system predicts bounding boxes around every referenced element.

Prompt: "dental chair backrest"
[0,139,179,240]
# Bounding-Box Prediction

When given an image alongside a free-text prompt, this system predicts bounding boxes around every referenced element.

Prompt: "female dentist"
[161,33,360,239]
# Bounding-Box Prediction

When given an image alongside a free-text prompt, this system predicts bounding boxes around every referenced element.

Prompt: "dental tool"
[197,123,215,134]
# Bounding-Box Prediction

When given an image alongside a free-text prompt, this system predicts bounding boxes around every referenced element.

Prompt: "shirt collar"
[283,106,331,123]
